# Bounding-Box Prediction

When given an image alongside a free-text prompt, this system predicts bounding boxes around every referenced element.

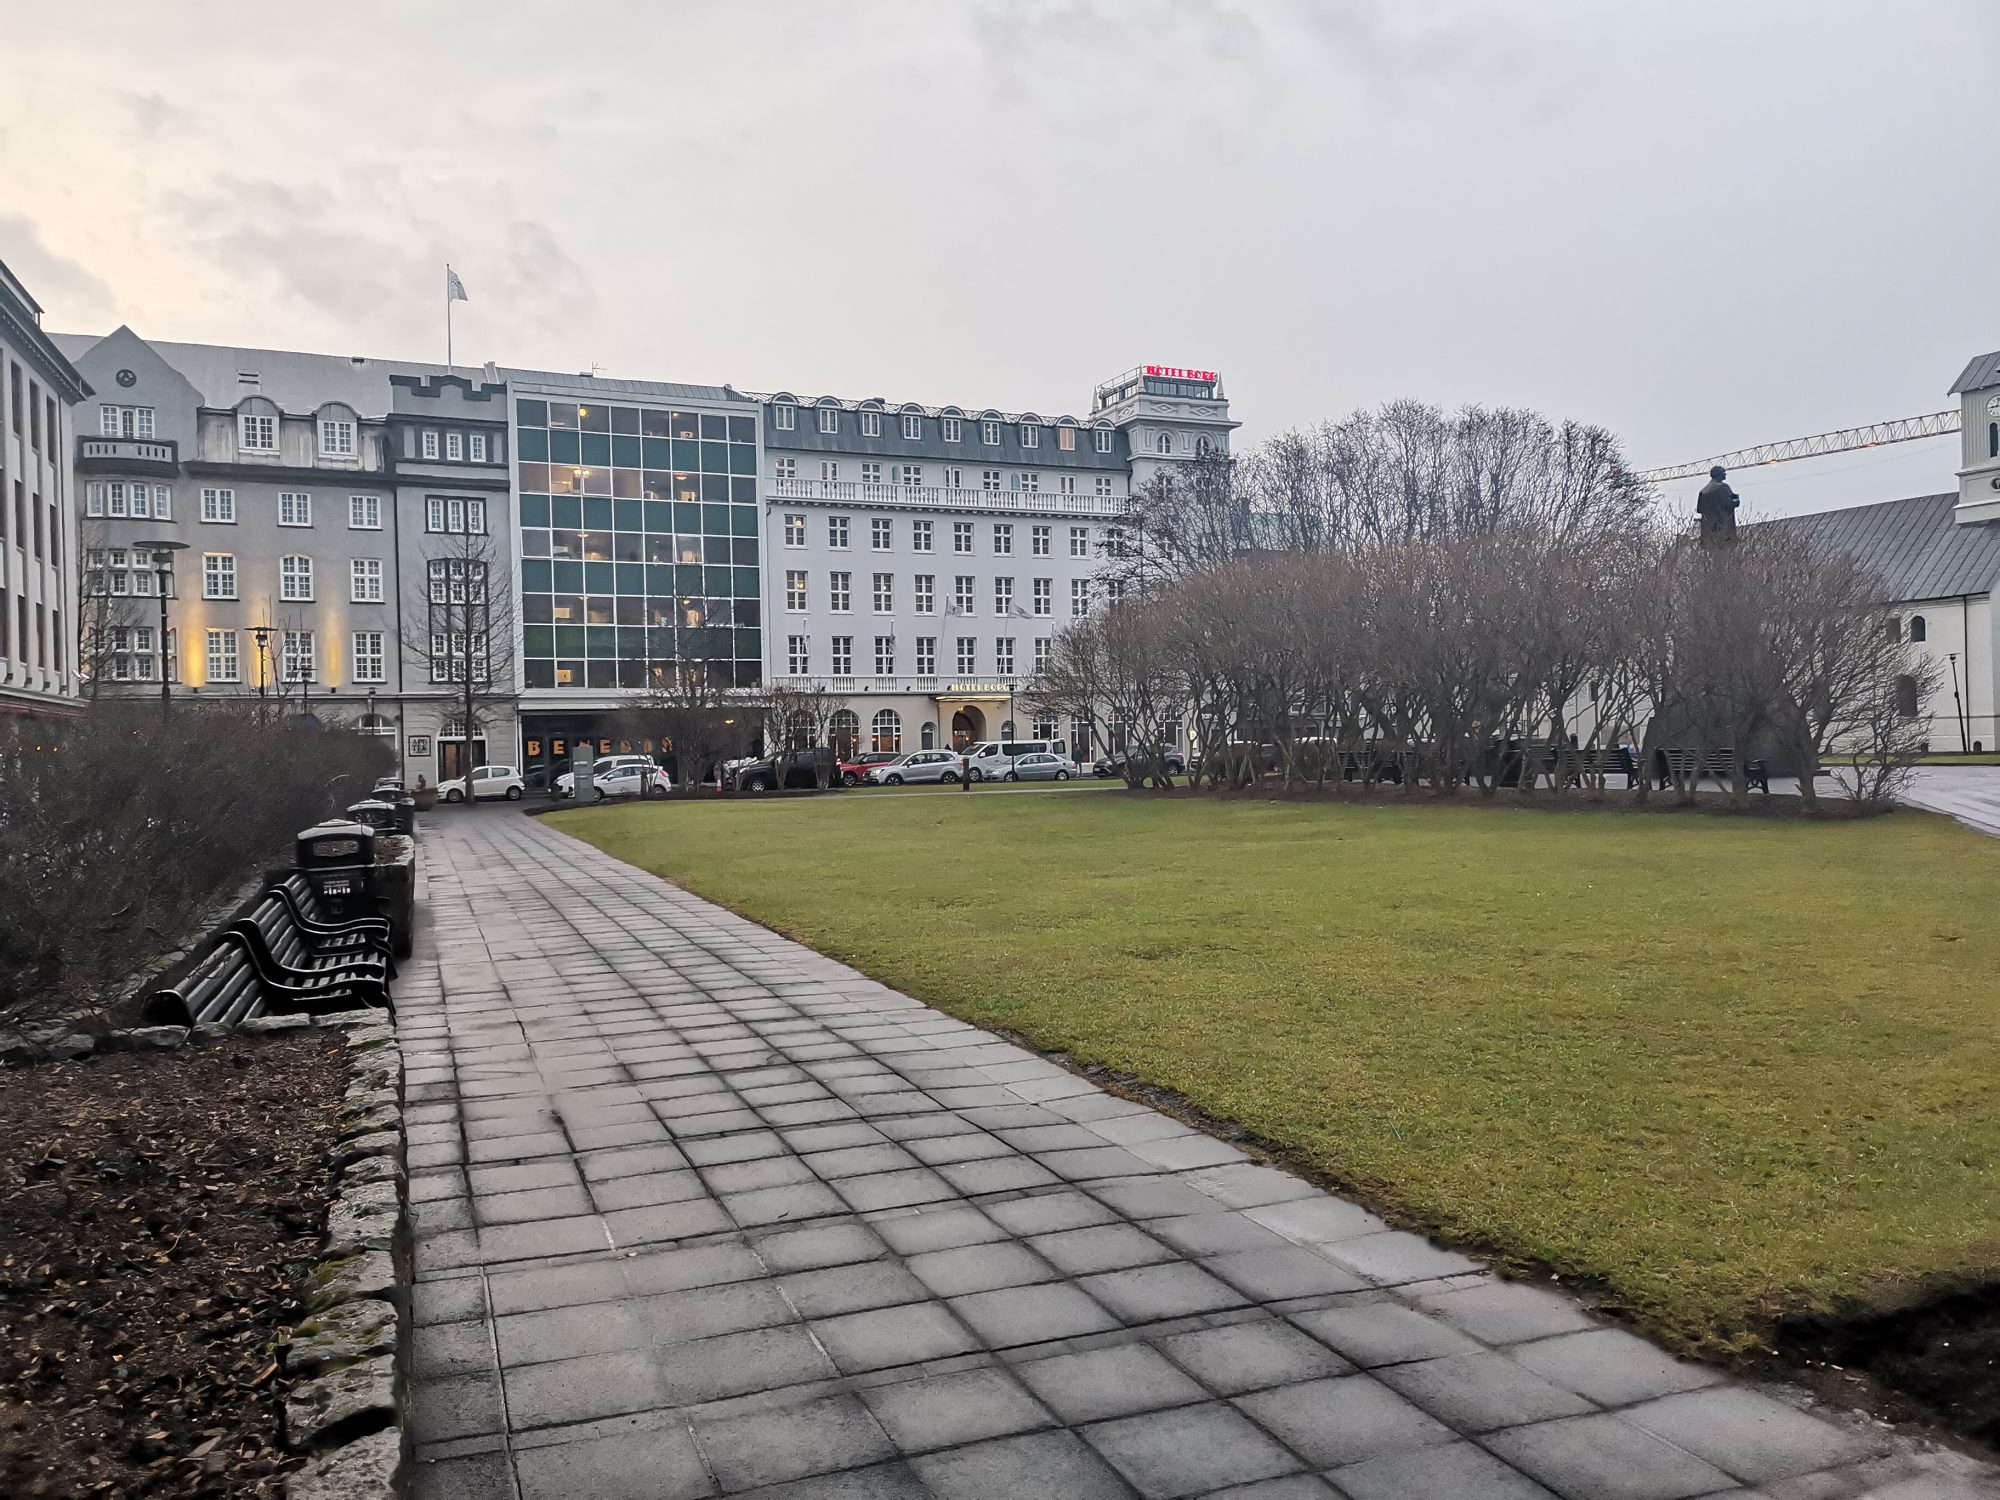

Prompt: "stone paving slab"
[401,809,1999,1499]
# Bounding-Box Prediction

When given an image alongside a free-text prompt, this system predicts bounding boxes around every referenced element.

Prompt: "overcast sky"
[4,1,1994,517]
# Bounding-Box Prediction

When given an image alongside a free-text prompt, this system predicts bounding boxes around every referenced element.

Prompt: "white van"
[962,738,1068,782]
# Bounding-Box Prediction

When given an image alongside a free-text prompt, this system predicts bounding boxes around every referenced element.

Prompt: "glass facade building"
[513,394,763,691]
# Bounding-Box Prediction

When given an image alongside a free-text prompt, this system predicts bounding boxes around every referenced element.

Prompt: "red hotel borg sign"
[1145,365,1217,382]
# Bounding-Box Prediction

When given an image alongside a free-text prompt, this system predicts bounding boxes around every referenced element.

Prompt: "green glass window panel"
[610,405,640,435]
[644,500,674,532]
[554,625,586,656]
[734,567,760,597]
[583,497,615,531]
[584,560,616,593]
[517,427,550,462]
[736,627,760,658]
[729,443,757,475]
[676,564,704,593]
[549,429,582,466]
[643,626,673,658]
[701,504,729,533]
[552,495,583,531]
[671,438,701,469]
[586,626,619,659]
[728,415,755,443]
[614,562,646,594]
[516,398,548,427]
[612,435,642,469]
[519,493,552,528]
[580,432,611,467]
[555,561,587,594]
[522,559,554,592]
[701,565,730,595]
[674,502,701,530]
[700,414,727,441]
[697,441,726,473]
[524,625,555,658]
[646,563,675,593]
[613,498,645,532]
[642,437,672,468]
[731,505,759,536]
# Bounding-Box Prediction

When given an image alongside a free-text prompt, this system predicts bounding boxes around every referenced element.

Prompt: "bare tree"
[75,520,144,700]
[763,681,847,788]
[614,626,757,794]
[399,524,518,784]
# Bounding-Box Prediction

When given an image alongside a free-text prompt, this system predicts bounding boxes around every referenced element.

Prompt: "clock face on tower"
[1987,393,2000,417]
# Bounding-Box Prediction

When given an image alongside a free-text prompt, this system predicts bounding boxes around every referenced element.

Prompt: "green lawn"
[551,792,2000,1353]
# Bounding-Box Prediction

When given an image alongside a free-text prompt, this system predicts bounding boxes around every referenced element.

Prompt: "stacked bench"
[142,876,397,1027]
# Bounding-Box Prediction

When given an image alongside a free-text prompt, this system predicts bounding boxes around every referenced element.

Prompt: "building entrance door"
[950,706,986,748]
[439,736,486,782]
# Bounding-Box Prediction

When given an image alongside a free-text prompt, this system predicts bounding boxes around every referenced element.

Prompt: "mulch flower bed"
[0,1034,347,1498]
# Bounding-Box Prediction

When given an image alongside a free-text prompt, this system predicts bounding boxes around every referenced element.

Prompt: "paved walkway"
[399,811,1996,1500]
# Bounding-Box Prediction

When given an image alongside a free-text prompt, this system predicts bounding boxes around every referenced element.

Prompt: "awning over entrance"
[934,685,1014,749]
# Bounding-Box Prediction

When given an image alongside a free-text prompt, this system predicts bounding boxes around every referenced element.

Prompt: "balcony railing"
[79,437,179,470]
[766,674,1026,697]
[770,477,1126,518]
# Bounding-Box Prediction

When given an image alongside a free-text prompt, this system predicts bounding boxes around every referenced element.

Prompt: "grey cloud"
[0,212,114,316]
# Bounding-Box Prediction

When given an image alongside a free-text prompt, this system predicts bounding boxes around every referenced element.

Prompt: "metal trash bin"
[346,799,399,835]
[296,819,378,923]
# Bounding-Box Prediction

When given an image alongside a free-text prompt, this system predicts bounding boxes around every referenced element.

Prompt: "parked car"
[438,765,525,802]
[837,751,901,787]
[962,738,1067,782]
[555,753,655,799]
[725,746,836,792]
[588,764,672,800]
[1094,748,1187,779]
[865,750,962,785]
[1001,753,1072,782]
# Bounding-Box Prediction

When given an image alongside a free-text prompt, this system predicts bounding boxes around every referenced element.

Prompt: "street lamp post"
[252,624,272,699]
[134,539,188,712]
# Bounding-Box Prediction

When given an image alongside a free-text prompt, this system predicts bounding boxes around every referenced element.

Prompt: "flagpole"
[446,263,454,373]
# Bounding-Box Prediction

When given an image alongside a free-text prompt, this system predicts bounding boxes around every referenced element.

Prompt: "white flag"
[446,266,469,303]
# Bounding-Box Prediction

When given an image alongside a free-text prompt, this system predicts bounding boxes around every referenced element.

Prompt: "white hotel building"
[759,367,1237,760]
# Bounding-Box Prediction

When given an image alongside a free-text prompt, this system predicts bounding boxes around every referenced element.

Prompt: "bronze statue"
[1696,465,1739,545]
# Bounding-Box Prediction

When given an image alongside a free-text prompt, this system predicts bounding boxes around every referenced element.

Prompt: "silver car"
[1000,752,1073,782]
[588,764,672,800]
[865,750,963,785]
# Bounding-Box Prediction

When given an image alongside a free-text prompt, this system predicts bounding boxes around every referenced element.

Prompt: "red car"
[837,751,902,786]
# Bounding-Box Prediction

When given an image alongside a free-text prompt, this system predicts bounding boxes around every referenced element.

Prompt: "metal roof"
[1949,351,2000,395]
[50,331,437,415]
[750,391,1106,426]
[498,366,747,405]
[1766,492,2000,601]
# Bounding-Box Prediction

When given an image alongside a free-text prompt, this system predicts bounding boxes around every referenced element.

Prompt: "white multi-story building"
[760,366,1237,760]
[0,259,88,717]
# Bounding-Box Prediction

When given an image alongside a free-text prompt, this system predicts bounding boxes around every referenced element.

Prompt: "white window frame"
[1016,472,1040,492]
[282,629,316,684]
[1072,578,1090,616]
[953,521,974,554]
[201,487,236,524]
[1032,525,1051,556]
[351,630,387,684]
[912,520,934,553]
[774,403,797,431]
[279,491,312,527]
[206,628,240,684]
[829,570,852,612]
[1020,422,1040,449]
[898,464,923,486]
[422,430,440,460]
[784,514,807,548]
[787,635,809,673]
[469,432,489,462]
[954,575,975,614]
[916,637,937,675]
[914,575,935,615]
[956,637,976,674]
[860,411,882,438]
[1035,637,1051,673]
[995,577,1014,615]
[203,552,237,600]
[1033,578,1052,616]
[1095,476,1115,497]
[993,524,1013,555]
[861,461,882,484]
[238,412,276,452]
[997,637,1016,675]
[1060,475,1077,496]
[351,557,384,603]
[280,554,315,602]
[785,570,808,612]
[874,636,895,676]
[775,457,798,480]
[873,572,893,612]
[831,635,853,674]
[942,417,962,443]
[871,517,893,550]
[1058,426,1076,451]
[819,460,840,481]
[818,406,839,435]
[901,414,923,440]
[828,514,850,549]
[319,417,356,457]
[349,494,381,529]
[446,431,464,461]
[981,420,1000,445]
[1070,526,1089,557]
[1095,427,1113,453]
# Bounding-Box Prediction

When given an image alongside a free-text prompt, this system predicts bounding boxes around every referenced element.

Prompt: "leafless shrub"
[0,702,390,1026]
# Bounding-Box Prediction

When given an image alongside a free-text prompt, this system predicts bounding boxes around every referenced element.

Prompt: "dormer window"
[1095,427,1113,453]
[774,402,797,431]
[239,413,276,452]
[982,420,1000,445]
[319,417,356,456]
[942,417,961,443]
[1020,422,1040,449]
[819,406,839,434]
[861,411,882,438]
[902,414,922,440]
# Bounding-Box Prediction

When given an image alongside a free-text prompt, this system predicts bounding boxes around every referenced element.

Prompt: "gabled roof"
[1950,351,2000,395]
[1769,492,2000,601]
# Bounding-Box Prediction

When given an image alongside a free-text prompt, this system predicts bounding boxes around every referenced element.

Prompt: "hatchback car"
[438,765,525,802]
[837,751,901,787]
[555,754,655,798]
[1002,753,1072,782]
[865,750,962,785]
[589,764,672,800]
